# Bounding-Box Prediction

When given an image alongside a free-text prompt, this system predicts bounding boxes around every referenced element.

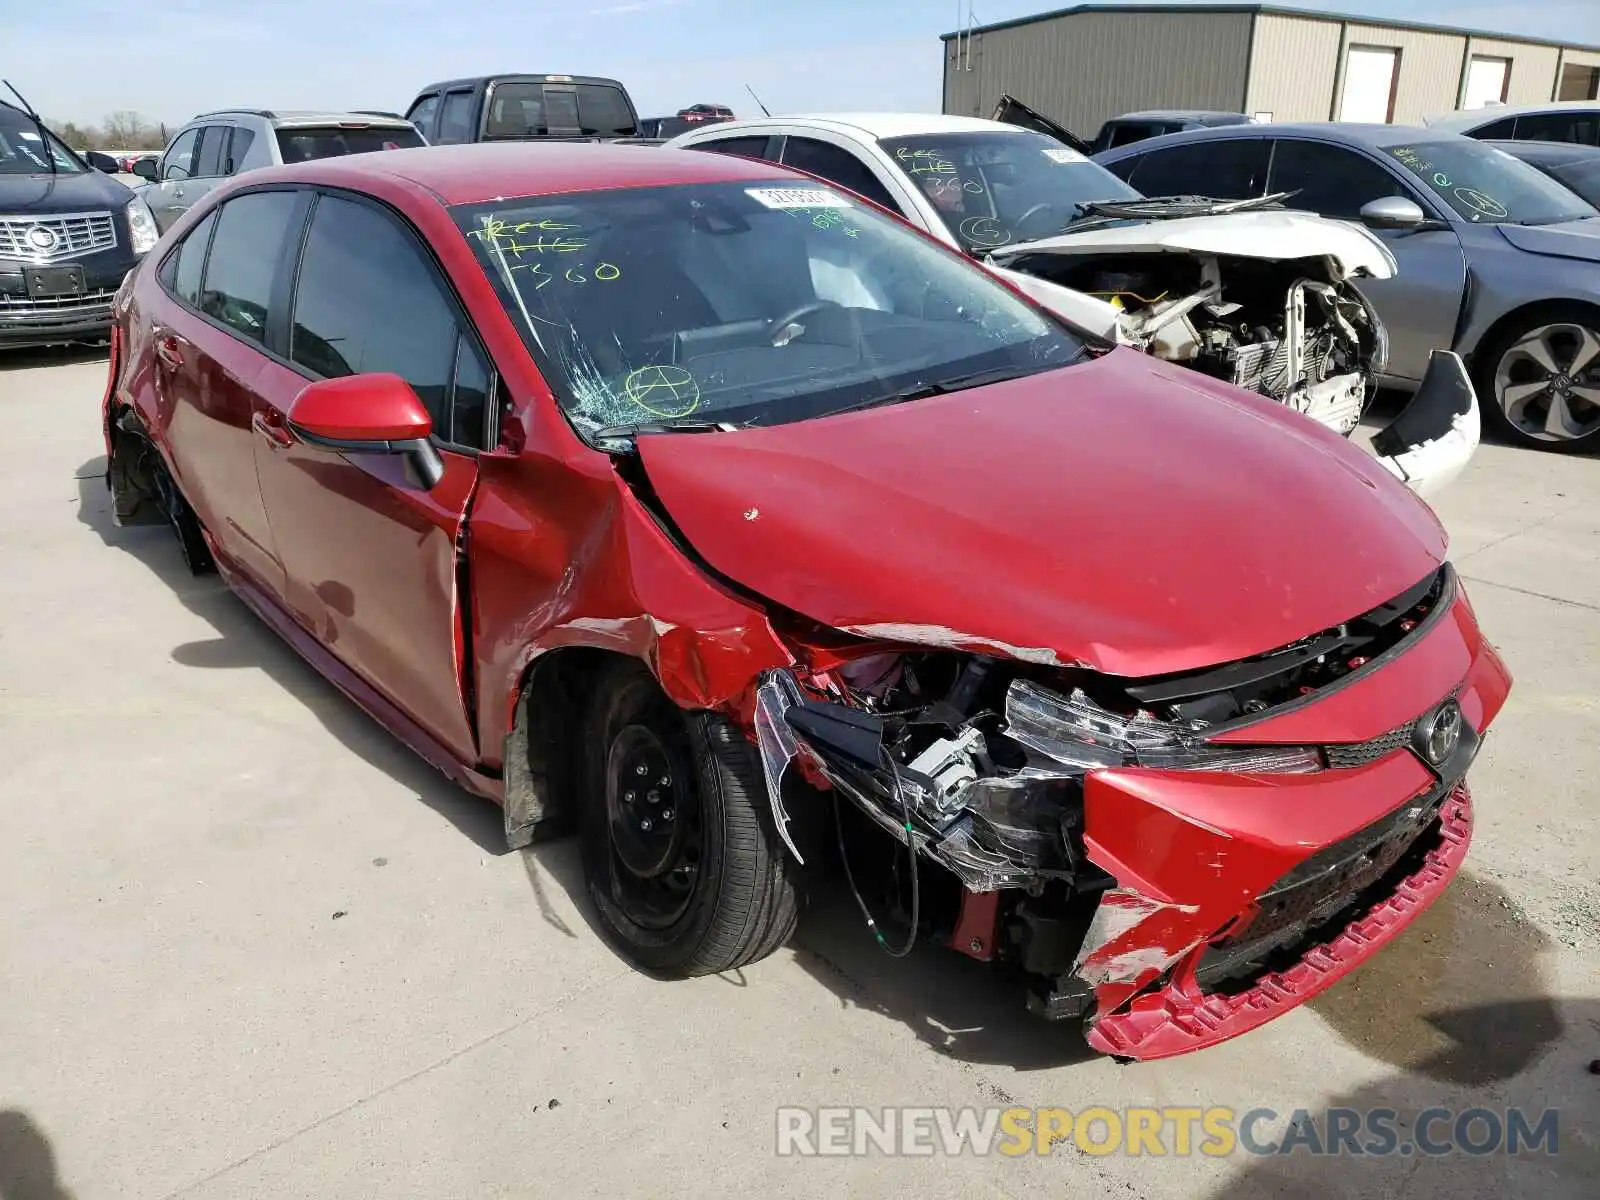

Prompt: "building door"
[1463,56,1511,109]
[1340,46,1400,123]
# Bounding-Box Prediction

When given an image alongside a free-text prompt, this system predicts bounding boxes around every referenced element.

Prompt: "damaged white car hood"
[990,210,1398,281]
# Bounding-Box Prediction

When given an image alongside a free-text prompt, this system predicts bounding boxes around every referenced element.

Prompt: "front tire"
[581,663,798,977]
[1476,307,1600,452]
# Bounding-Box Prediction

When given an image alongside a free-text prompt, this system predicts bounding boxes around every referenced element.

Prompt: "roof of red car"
[267,142,795,205]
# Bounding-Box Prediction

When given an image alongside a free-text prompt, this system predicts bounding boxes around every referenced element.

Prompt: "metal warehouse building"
[941,3,1600,137]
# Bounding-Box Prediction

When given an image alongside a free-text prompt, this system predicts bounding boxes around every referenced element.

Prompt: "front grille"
[0,211,118,263]
[1324,687,1460,769]
[0,287,116,326]
[1326,721,1415,769]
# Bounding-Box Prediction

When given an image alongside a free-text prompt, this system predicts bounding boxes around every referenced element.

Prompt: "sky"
[10,0,1600,129]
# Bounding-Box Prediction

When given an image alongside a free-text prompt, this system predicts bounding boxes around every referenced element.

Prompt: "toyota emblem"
[1414,699,1463,767]
[25,225,58,252]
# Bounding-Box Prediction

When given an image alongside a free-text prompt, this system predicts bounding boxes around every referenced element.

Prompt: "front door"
[147,127,200,231]
[249,190,494,764]
[1266,138,1468,383]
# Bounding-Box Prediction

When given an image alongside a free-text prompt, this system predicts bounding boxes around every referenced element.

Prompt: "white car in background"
[666,113,1480,498]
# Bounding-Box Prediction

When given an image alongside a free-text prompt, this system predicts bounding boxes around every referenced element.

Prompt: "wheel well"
[502,646,645,849]
[1469,298,1600,378]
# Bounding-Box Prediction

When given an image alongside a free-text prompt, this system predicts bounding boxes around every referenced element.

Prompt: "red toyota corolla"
[102,143,1511,1060]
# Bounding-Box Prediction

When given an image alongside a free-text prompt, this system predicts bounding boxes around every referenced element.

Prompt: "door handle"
[173,187,185,198]
[252,410,295,450]
[155,335,185,370]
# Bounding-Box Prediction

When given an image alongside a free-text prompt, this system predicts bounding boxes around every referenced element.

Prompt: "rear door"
[174,122,233,217]
[148,189,302,595]
[1265,137,1466,382]
[249,190,493,763]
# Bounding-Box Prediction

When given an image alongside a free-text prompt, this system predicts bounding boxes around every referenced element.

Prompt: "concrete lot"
[1,347,1595,1199]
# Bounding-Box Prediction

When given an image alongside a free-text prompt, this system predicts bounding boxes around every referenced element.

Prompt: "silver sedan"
[1096,122,1600,453]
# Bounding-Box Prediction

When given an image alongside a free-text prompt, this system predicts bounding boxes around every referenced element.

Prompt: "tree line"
[45,111,170,151]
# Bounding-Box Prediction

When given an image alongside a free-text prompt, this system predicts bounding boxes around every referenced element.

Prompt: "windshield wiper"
[588,418,739,443]
[824,366,1040,418]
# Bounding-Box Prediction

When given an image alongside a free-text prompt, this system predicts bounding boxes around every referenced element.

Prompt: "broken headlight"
[1005,681,1321,774]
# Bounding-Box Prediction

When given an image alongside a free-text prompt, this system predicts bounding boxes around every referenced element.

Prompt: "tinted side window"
[290,195,483,447]
[1108,123,1160,148]
[1268,140,1411,219]
[1128,138,1269,198]
[1472,115,1518,139]
[693,135,774,161]
[225,128,255,173]
[173,209,218,306]
[437,91,476,143]
[195,126,227,178]
[163,129,199,180]
[780,137,898,209]
[198,191,299,344]
[407,94,440,138]
[1515,112,1600,145]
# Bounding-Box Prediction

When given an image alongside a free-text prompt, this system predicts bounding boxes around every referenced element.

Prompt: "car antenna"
[2,80,59,176]
[744,84,771,118]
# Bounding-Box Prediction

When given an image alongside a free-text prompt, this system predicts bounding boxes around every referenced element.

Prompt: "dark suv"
[1,101,158,349]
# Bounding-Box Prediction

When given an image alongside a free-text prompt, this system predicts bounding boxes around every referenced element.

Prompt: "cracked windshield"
[452,179,1085,436]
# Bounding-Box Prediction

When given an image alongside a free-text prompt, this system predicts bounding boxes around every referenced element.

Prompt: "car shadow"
[790,889,1100,1072]
[0,1109,75,1200]
[74,455,510,858]
[0,345,108,373]
[788,866,1583,1084]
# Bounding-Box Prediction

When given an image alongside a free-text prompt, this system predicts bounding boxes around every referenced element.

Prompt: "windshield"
[1384,141,1598,225]
[275,125,424,162]
[453,180,1085,437]
[877,130,1140,252]
[0,107,83,174]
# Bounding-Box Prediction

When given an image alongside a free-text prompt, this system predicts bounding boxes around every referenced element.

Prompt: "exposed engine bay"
[998,248,1384,437]
[754,565,1455,1026]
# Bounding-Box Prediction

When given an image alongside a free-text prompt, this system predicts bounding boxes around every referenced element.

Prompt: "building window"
[1339,46,1401,124]
[1463,55,1512,109]
[1556,63,1600,102]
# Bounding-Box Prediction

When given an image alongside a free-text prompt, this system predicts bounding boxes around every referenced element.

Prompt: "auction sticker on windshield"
[746,187,854,209]
[1042,147,1087,164]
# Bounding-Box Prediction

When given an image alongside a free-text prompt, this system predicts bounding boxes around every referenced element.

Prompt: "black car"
[1,101,159,349]
[1484,139,1600,210]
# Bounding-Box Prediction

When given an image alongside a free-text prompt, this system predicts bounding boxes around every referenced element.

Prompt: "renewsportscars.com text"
[775,1105,1560,1158]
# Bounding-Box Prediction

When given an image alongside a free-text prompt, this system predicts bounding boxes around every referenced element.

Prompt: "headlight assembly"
[1005,679,1321,774]
[125,196,159,256]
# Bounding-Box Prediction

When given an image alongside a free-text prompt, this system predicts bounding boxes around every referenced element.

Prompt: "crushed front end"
[753,564,1511,1060]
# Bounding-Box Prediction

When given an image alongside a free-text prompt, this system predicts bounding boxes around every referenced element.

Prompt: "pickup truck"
[404,74,640,144]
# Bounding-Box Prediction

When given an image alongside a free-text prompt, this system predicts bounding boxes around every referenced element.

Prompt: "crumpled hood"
[636,349,1447,678]
[990,210,1397,280]
[1495,217,1600,265]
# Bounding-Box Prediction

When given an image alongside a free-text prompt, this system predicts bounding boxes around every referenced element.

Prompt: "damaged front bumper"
[1367,350,1481,501]
[751,567,1510,1061]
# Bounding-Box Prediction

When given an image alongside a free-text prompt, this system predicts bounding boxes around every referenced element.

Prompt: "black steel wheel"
[581,662,799,977]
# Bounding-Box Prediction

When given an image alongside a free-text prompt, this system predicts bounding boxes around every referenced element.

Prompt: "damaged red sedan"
[102,143,1511,1061]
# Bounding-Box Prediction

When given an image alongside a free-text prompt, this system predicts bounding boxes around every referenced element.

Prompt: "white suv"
[133,109,426,231]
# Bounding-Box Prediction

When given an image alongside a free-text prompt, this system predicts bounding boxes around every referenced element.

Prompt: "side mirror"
[130,158,160,181]
[84,150,120,174]
[1359,196,1429,230]
[286,373,445,489]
